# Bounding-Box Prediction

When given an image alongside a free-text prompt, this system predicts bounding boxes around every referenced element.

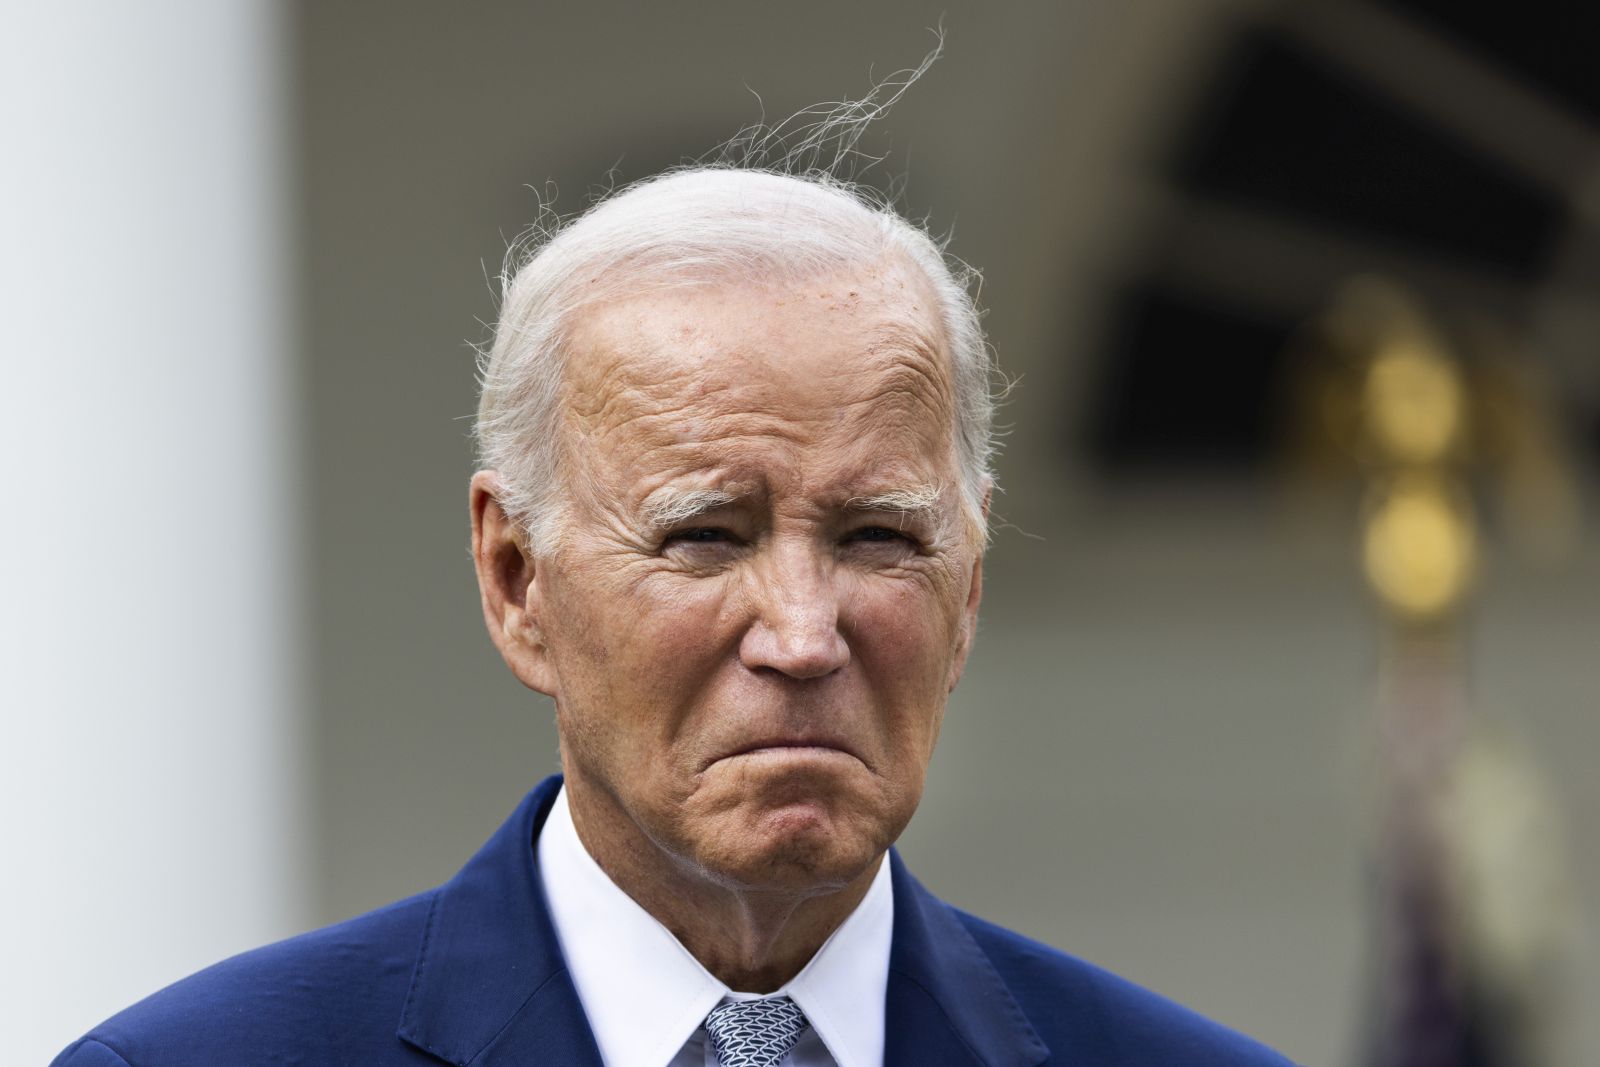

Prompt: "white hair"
[474,59,996,551]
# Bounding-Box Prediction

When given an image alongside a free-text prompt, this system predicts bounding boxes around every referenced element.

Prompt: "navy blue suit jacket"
[55,775,1295,1065]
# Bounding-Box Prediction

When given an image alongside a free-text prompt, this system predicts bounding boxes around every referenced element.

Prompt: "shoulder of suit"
[950,907,1300,1066]
[54,890,438,1067]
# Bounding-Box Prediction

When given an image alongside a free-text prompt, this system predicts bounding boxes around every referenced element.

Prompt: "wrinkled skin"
[472,259,985,988]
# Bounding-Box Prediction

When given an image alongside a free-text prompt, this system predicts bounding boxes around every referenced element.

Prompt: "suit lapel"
[396,775,604,1067]
[885,852,1051,1067]
[396,780,1046,1067]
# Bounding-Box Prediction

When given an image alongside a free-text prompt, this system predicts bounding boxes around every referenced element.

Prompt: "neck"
[563,776,881,993]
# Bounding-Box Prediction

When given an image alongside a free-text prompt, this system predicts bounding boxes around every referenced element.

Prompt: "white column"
[0,3,305,1061]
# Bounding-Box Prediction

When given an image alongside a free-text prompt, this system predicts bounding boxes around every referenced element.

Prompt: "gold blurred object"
[1362,477,1476,620]
[1285,276,1584,567]
[1339,280,1478,627]
[1309,277,1583,1065]
[1363,338,1465,466]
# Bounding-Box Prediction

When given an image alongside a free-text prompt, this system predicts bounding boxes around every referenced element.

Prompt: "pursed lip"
[705,734,866,771]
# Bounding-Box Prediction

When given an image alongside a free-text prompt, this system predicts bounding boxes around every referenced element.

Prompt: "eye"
[665,527,735,545]
[845,525,911,545]
[658,526,745,568]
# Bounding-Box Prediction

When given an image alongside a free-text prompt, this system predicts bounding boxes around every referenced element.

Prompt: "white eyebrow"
[641,483,944,530]
[846,484,943,527]
[641,487,744,528]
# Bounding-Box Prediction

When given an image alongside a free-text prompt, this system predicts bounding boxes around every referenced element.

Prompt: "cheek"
[547,570,738,753]
[625,578,745,684]
[848,564,964,655]
[843,573,963,726]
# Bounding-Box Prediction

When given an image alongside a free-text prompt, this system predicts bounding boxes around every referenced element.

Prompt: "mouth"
[706,737,866,771]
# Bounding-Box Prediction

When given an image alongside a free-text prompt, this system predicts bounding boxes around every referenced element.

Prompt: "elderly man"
[55,167,1294,1066]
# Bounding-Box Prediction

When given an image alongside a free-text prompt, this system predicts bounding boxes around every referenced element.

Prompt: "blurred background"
[6,1,1596,1063]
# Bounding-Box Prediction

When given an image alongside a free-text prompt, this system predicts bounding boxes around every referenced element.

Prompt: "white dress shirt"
[538,786,893,1067]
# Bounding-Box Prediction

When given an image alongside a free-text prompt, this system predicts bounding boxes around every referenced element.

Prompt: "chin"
[665,755,919,890]
[699,795,903,893]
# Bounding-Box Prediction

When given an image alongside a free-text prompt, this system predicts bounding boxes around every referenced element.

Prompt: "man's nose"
[738,547,850,679]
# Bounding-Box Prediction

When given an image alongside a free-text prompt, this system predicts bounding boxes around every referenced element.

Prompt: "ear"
[470,470,558,697]
[946,485,990,693]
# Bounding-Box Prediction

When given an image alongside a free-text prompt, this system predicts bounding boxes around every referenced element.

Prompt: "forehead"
[560,262,955,479]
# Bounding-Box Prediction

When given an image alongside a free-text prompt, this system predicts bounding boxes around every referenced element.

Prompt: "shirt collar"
[539,785,893,1067]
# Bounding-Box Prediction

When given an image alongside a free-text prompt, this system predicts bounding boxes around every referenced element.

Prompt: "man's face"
[501,261,982,892]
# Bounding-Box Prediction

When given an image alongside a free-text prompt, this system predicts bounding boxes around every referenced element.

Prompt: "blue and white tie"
[703,995,809,1067]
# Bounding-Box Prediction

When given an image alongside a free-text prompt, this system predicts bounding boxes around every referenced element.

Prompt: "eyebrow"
[845,484,943,528]
[640,482,945,530]
[641,487,746,528]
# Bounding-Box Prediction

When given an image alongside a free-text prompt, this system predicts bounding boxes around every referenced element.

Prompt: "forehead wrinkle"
[559,292,741,437]
[561,374,776,504]
[566,272,951,427]
[836,316,955,417]
[564,349,726,438]
[865,303,951,378]
[831,365,954,459]
[559,271,959,509]
[568,336,816,457]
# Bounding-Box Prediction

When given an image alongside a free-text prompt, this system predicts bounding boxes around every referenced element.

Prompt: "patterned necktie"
[703,995,809,1067]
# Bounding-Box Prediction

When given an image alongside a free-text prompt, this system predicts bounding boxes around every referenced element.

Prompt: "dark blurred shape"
[1086,284,1292,474]
[1377,2,1600,128]
[1174,29,1565,280]
[1079,4,1599,478]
